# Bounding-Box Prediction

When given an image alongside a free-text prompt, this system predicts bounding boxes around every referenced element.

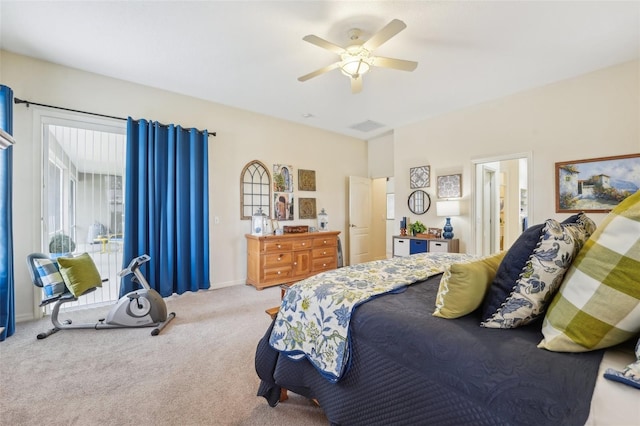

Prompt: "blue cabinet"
[392,236,459,257]
[409,239,427,254]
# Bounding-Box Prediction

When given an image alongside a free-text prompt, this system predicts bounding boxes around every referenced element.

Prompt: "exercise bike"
[28,253,176,339]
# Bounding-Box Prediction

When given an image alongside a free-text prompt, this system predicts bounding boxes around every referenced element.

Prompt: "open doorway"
[473,153,530,256]
[40,113,126,309]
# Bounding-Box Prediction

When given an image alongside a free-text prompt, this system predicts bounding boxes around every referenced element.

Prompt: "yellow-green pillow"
[57,253,102,297]
[433,251,506,319]
[539,191,640,352]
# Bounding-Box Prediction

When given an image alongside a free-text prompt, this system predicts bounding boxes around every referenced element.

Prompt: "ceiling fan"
[298,19,418,94]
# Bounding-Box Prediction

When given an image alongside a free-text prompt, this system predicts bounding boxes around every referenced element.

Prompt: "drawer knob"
[323,240,327,244]
[277,244,281,249]
[293,261,298,266]
[323,263,327,267]
[302,242,306,246]
[277,271,281,275]
[323,251,327,255]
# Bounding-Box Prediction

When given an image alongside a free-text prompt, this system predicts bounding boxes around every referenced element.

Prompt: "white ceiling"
[1,1,639,140]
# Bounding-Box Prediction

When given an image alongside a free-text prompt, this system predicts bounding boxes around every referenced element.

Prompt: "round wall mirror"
[408,190,431,215]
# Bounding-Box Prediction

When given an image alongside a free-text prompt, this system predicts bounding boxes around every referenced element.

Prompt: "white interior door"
[481,165,497,256]
[348,176,372,265]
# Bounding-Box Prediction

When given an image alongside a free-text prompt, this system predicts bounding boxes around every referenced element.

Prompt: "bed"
[255,193,640,425]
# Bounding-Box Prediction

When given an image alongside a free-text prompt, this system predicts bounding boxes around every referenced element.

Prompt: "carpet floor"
[0,284,328,426]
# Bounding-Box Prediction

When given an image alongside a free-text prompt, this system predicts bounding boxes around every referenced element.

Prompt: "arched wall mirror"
[240,160,271,220]
[408,190,431,215]
[472,153,531,256]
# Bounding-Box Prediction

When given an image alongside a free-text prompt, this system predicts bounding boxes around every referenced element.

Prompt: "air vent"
[349,120,386,132]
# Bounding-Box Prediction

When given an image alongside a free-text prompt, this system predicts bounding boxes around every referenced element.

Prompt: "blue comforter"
[269,253,474,382]
[256,273,604,425]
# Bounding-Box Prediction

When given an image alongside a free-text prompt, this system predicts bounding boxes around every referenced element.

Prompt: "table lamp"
[436,200,460,239]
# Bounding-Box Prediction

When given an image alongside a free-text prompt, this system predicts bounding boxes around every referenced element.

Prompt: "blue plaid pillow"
[34,258,67,297]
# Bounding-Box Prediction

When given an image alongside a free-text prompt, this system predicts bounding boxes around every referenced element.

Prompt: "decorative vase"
[442,218,454,239]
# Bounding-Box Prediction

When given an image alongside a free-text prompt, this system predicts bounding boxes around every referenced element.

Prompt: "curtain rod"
[14,97,216,137]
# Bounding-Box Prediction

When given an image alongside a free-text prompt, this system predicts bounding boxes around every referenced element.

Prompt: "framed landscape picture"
[555,153,640,213]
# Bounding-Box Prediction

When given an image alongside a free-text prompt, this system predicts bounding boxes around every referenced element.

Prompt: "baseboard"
[209,279,247,290]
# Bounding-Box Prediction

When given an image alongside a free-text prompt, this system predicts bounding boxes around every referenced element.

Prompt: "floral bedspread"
[268,252,475,382]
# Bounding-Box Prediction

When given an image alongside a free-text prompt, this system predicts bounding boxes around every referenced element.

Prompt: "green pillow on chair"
[57,253,103,297]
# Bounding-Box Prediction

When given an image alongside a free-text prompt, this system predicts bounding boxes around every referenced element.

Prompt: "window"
[240,160,271,219]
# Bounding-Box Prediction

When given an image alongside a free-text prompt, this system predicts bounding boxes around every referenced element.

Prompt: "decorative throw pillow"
[433,251,506,319]
[33,258,67,297]
[604,337,640,390]
[481,219,585,328]
[539,190,640,352]
[481,222,546,320]
[57,253,102,298]
[562,212,597,236]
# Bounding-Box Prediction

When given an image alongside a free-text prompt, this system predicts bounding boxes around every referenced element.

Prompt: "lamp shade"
[340,59,370,77]
[436,200,460,217]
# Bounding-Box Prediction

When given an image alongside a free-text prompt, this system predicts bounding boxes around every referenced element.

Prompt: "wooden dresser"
[246,231,341,290]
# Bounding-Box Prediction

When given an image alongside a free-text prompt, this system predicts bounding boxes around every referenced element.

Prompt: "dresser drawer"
[312,247,334,258]
[292,239,312,250]
[263,252,292,268]
[263,266,292,282]
[312,236,337,248]
[263,240,293,252]
[312,256,336,272]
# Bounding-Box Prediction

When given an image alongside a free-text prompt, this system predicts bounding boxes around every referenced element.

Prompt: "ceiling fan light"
[340,59,370,78]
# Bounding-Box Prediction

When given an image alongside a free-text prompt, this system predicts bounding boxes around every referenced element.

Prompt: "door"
[473,153,531,256]
[482,165,498,255]
[348,176,372,265]
[41,114,126,309]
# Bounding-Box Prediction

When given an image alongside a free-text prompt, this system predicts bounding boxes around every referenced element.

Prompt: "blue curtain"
[122,118,210,297]
[0,85,15,341]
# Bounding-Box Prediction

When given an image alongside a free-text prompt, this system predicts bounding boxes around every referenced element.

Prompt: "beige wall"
[1,50,367,321]
[391,60,640,253]
[3,50,639,322]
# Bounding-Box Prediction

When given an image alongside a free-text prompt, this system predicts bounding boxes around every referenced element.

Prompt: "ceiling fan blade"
[298,62,341,82]
[302,35,346,55]
[363,19,407,51]
[372,56,418,72]
[351,76,363,94]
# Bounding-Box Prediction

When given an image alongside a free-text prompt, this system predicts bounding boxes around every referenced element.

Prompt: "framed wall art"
[437,174,462,198]
[298,197,317,219]
[273,192,294,221]
[273,164,294,192]
[555,153,640,213]
[410,166,430,189]
[298,169,316,191]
